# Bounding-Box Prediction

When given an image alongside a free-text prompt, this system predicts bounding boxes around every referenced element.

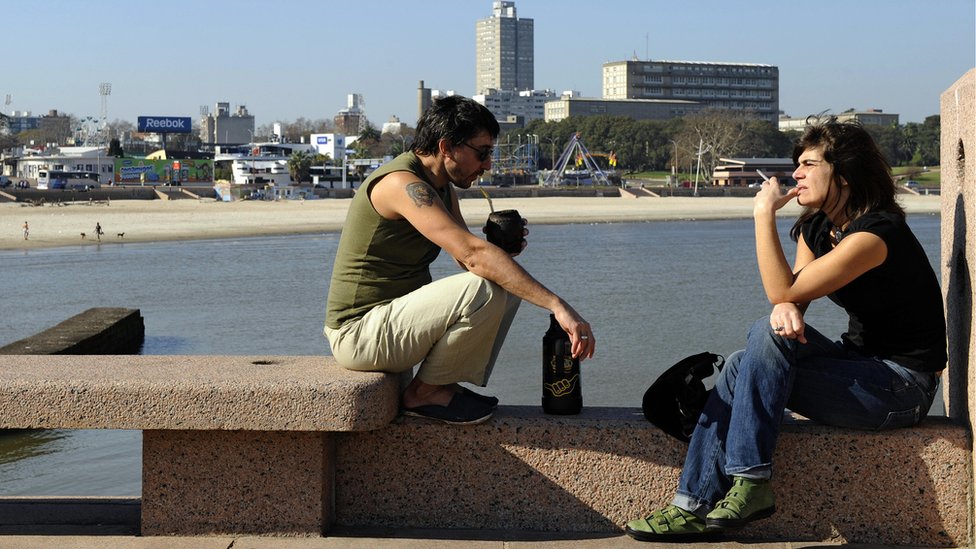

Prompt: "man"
[325,96,595,425]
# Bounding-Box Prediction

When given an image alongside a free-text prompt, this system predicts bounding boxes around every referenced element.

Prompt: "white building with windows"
[475,1,534,94]
[602,59,779,122]
[779,109,899,132]
[310,133,347,162]
[13,146,114,185]
[473,88,556,125]
[200,102,255,146]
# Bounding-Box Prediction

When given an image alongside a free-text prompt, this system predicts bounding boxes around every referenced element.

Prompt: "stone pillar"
[940,69,975,421]
[940,68,975,535]
[141,430,333,536]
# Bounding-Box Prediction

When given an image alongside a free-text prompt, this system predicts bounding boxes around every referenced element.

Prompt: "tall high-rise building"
[334,94,366,136]
[475,1,533,94]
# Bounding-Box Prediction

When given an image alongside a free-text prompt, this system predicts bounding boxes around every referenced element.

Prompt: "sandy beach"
[0,193,943,251]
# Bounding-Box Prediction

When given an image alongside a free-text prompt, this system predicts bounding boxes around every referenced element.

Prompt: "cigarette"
[756,169,769,181]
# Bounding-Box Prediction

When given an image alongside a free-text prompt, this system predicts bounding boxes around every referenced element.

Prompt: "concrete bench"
[336,407,970,547]
[0,354,399,535]
[0,352,969,545]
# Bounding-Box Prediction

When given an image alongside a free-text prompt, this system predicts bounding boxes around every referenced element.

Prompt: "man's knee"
[459,273,509,316]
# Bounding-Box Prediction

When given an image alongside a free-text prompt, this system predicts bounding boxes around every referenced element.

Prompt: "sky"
[4,0,974,130]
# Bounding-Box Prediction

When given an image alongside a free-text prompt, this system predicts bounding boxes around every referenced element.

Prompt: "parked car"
[0,176,10,188]
[905,180,920,190]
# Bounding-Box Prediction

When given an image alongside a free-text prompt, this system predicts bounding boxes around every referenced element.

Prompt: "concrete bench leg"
[141,430,333,536]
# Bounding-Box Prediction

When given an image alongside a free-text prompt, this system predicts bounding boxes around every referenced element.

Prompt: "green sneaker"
[625,504,723,542]
[705,476,776,530]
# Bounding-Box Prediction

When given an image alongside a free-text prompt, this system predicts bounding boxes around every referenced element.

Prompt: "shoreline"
[0,194,943,251]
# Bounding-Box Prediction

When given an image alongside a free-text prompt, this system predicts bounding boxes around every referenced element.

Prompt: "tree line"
[511,111,942,178]
[0,110,940,181]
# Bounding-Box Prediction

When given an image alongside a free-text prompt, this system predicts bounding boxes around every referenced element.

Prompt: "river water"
[0,213,943,496]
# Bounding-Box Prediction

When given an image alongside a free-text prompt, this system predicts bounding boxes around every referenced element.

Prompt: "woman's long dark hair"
[789,116,904,241]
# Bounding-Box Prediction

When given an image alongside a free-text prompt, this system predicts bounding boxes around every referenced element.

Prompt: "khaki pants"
[325,272,521,386]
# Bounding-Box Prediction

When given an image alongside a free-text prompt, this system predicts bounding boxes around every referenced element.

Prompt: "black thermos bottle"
[542,314,582,414]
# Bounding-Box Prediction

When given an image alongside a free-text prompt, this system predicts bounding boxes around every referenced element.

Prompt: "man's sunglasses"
[460,141,494,162]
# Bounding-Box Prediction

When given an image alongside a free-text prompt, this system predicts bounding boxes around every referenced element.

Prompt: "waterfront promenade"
[0,193,942,251]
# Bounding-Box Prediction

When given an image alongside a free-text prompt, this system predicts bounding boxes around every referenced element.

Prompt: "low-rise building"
[778,109,900,132]
[712,157,795,187]
[200,103,255,146]
[12,146,115,185]
[544,96,702,123]
[473,88,557,125]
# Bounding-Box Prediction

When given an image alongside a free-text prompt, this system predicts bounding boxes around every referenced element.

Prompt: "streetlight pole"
[530,134,539,172]
[544,137,558,171]
[692,138,711,197]
[670,140,678,177]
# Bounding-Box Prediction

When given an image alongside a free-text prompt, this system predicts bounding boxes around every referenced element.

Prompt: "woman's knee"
[747,315,796,353]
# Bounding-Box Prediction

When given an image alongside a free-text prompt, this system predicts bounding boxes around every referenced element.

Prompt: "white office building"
[473,88,557,124]
[603,59,779,122]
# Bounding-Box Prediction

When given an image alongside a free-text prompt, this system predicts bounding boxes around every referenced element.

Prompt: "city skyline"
[4,0,974,130]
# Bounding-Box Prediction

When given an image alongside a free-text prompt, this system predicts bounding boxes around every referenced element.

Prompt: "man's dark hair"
[411,95,500,155]
[790,116,904,241]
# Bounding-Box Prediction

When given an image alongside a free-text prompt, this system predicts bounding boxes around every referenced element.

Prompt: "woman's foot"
[625,504,722,542]
[705,476,776,530]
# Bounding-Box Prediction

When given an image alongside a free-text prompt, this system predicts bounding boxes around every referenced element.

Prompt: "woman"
[626,118,946,541]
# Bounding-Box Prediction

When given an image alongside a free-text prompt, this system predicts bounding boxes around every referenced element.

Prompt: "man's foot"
[402,390,494,425]
[705,476,776,530]
[452,385,499,408]
[625,504,722,542]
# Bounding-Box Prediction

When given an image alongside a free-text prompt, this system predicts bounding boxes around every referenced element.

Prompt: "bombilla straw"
[479,187,495,213]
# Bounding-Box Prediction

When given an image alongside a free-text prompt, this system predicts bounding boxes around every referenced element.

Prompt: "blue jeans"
[672,316,939,517]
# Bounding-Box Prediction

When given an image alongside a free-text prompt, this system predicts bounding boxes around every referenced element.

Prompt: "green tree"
[288,150,312,183]
[674,109,754,181]
[107,138,124,157]
[358,121,381,143]
[911,115,940,167]
[863,124,902,167]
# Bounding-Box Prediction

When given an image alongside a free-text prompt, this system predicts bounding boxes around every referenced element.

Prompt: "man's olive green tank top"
[325,152,451,329]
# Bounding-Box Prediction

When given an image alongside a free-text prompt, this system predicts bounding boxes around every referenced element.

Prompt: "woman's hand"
[769,302,807,343]
[754,176,798,217]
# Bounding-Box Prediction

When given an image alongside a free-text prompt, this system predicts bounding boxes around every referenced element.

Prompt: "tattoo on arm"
[406,182,436,207]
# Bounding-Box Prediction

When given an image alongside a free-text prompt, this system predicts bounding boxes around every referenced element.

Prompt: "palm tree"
[288,151,312,184]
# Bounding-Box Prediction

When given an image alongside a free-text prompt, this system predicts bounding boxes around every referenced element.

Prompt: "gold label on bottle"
[544,374,579,397]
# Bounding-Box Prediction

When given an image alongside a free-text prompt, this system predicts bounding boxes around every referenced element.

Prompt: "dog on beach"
[117,233,125,239]
[80,233,86,239]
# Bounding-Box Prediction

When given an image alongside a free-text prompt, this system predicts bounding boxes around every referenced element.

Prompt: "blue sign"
[138,116,192,134]
[317,136,329,145]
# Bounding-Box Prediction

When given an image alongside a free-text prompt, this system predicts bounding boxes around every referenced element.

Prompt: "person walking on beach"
[95,222,103,242]
[325,95,595,425]
[625,118,946,542]
[22,221,29,240]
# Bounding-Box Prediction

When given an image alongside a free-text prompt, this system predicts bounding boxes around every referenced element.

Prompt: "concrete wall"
[336,408,969,546]
[0,308,144,355]
[941,67,976,543]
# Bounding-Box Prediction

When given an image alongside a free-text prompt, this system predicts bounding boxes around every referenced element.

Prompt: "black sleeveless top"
[800,211,947,372]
